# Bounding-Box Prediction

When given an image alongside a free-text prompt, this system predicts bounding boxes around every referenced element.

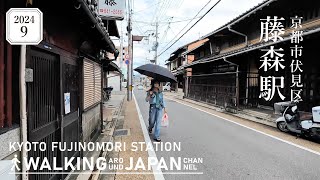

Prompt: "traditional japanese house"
[183,0,320,112]
[165,39,209,92]
[0,0,119,179]
[166,46,186,91]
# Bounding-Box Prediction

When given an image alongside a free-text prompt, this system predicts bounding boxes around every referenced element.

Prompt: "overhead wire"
[134,1,162,14]
[158,0,184,22]
[157,0,173,22]
[132,17,146,34]
[168,16,202,23]
[160,17,174,43]
[152,0,167,23]
[158,0,222,57]
[159,0,213,53]
[151,0,161,24]
[177,0,185,7]
[154,0,167,21]
[132,16,202,25]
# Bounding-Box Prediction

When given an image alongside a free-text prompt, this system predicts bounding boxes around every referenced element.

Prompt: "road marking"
[133,93,165,180]
[166,97,320,156]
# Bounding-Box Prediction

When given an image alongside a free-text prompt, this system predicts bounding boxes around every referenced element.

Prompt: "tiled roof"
[183,26,320,68]
[202,0,276,39]
[176,0,276,63]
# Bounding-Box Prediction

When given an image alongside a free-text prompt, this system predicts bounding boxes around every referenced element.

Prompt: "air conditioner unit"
[0,160,15,180]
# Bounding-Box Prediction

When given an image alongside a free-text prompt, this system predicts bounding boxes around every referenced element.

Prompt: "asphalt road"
[133,89,320,180]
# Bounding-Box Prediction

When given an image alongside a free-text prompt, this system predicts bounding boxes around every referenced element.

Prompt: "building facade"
[169,0,320,113]
[0,0,119,179]
[166,39,208,92]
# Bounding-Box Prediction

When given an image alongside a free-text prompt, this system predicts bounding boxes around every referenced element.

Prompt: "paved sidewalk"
[103,92,126,131]
[68,92,126,180]
[100,95,154,180]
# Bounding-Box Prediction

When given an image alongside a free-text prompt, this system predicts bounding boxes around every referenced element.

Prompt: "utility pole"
[127,7,133,101]
[120,29,123,91]
[154,20,159,65]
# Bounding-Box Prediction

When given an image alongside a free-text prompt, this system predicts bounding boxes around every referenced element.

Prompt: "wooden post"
[6,43,12,127]
[0,2,5,128]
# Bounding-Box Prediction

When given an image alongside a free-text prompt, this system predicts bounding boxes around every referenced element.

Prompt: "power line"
[177,0,185,8]
[159,0,213,53]
[169,17,202,23]
[151,0,165,23]
[132,16,202,25]
[158,0,222,58]
[155,0,169,21]
[134,1,162,14]
[160,17,174,43]
[157,0,174,22]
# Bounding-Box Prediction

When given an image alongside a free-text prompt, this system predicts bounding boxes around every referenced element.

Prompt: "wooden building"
[165,39,208,92]
[180,0,320,112]
[0,0,119,179]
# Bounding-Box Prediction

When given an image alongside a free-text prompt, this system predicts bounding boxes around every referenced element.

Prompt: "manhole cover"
[113,129,130,137]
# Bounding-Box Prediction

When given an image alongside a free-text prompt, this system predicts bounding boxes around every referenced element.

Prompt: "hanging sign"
[98,0,125,20]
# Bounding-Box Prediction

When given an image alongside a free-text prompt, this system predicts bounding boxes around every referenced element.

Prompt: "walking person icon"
[11,154,21,171]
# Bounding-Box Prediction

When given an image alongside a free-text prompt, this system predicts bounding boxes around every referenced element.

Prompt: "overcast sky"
[114,0,265,75]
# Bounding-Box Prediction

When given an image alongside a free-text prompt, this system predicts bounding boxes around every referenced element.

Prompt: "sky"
[114,0,265,76]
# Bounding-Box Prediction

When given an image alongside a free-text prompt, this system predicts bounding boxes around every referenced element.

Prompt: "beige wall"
[184,39,208,76]
[187,39,208,51]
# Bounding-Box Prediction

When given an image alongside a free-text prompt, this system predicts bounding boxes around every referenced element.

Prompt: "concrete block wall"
[82,104,101,143]
[0,127,20,160]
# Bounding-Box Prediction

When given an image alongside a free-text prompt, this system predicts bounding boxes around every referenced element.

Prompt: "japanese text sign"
[98,0,125,20]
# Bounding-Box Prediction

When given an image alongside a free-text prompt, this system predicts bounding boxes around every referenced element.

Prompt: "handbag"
[161,113,169,127]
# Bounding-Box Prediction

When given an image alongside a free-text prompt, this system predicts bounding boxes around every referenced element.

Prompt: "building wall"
[107,72,121,91]
[187,39,208,51]
[0,127,20,160]
[187,55,194,64]
[82,104,101,143]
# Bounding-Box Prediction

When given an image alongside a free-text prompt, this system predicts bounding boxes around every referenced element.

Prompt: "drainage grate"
[113,129,130,137]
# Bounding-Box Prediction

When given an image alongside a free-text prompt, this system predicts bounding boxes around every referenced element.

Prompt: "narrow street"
[2,1,320,180]
[133,89,320,180]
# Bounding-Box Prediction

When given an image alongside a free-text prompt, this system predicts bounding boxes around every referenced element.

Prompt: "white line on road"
[166,97,320,156]
[133,93,165,180]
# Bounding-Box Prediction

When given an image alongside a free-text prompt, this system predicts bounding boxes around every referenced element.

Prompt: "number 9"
[21,26,28,37]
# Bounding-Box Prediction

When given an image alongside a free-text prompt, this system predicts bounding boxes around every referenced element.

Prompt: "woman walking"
[146,81,166,142]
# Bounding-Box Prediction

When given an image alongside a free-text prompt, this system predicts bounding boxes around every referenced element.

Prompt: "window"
[200,51,205,57]
[83,58,101,110]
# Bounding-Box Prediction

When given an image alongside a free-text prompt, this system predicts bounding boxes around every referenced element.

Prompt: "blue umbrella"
[134,64,177,82]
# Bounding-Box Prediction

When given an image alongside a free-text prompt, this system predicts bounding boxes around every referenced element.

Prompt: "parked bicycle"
[103,86,113,101]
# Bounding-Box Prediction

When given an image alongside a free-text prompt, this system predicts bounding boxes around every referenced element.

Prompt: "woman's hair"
[147,80,160,92]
